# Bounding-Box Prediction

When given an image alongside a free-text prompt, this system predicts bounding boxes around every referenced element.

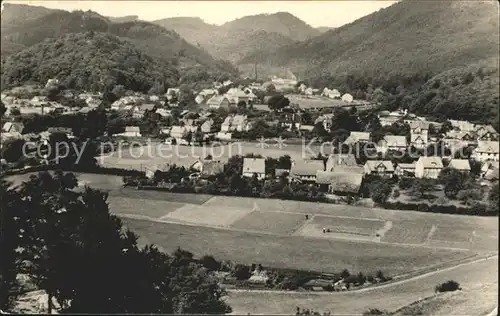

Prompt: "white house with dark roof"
[290,159,324,182]
[447,159,471,173]
[473,141,499,162]
[242,158,266,180]
[363,160,395,178]
[377,135,408,153]
[410,121,430,148]
[415,156,443,179]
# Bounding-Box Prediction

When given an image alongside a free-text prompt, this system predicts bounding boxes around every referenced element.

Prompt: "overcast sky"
[2,0,397,27]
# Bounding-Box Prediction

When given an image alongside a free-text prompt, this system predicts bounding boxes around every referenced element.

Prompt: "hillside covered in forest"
[153,12,319,63]
[0,32,180,93]
[0,4,238,77]
[240,0,499,127]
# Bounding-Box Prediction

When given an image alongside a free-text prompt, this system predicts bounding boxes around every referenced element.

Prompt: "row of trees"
[0,171,232,313]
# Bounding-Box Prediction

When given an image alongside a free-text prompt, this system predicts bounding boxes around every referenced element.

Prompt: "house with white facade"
[242,158,266,180]
[415,156,443,179]
[290,159,324,182]
[410,121,430,148]
[343,131,371,145]
[207,96,230,109]
[117,126,141,138]
[363,160,395,178]
[376,135,408,153]
[473,141,499,162]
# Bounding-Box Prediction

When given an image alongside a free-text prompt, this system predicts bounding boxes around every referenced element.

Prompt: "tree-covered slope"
[153,12,319,63]
[0,4,238,76]
[0,32,180,93]
[241,0,499,78]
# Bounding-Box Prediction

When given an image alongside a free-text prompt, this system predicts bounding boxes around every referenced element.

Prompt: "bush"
[363,309,389,316]
[233,264,252,281]
[398,177,415,190]
[435,280,461,293]
[392,189,400,198]
[340,269,351,279]
[200,255,221,272]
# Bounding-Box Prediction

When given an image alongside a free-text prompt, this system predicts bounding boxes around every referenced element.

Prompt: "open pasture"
[123,217,477,277]
[231,210,307,235]
[108,196,186,219]
[161,203,252,227]
[382,222,433,245]
[296,215,385,241]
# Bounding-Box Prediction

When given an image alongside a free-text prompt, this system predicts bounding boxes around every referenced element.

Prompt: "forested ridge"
[0,32,180,93]
[0,4,239,83]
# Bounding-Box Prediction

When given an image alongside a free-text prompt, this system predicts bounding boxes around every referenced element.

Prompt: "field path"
[227,254,497,296]
[226,255,498,315]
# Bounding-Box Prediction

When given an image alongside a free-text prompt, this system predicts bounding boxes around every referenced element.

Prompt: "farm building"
[378,110,406,126]
[325,154,358,172]
[377,135,408,153]
[242,158,266,180]
[447,159,471,172]
[316,170,364,195]
[415,156,443,179]
[363,160,395,178]
[192,160,225,178]
[290,159,325,182]
[117,126,141,138]
[343,131,371,145]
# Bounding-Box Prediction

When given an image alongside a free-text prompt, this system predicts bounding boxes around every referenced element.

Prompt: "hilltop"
[153,12,319,63]
[0,4,238,76]
[0,32,180,93]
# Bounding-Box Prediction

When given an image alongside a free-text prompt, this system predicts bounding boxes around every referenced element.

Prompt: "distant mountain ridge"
[0,4,238,75]
[153,12,320,63]
[240,0,499,79]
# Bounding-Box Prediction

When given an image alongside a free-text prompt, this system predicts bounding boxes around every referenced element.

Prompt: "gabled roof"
[290,159,324,176]
[397,163,416,170]
[243,158,266,174]
[445,130,473,140]
[155,108,171,117]
[448,159,471,171]
[207,95,229,106]
[381,135,407,147]
[316,171,363,193]
[364,160,394,172]
[417,156,443,169]
[475,141,499,154]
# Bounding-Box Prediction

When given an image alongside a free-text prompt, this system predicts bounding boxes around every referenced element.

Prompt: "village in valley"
[0,1,498,315]
[2,74,499,207]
